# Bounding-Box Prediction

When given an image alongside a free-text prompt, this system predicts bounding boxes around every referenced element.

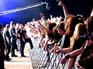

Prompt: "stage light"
[0,2,50,16]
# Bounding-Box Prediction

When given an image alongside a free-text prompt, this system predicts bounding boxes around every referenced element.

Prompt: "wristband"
[65,53,70,59]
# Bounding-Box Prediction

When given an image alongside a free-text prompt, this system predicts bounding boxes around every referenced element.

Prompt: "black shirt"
[0,34,5,51]
[10,28,16,40]
[72,36,87,51]
[20,30,26,41]
[4,30,11,41]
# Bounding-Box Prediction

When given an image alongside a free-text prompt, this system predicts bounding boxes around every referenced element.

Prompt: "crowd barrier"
[30,37,68,69]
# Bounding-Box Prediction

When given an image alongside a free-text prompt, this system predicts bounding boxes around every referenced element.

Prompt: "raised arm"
[57,0,70,18]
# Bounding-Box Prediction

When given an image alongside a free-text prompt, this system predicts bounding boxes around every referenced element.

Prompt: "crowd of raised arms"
[0,0,93,69]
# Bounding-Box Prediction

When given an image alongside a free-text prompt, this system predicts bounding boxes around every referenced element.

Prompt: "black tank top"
[72,36,87,51]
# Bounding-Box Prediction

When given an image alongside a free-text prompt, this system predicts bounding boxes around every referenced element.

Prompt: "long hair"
[85,16,93,35]
[65,15,84,37]
[47,23,57,40]
[73,23,87,40]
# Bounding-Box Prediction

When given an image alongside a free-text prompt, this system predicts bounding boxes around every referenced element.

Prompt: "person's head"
[47,23,57,40]
[16,23,20,29]
[40,13,45,19]
[65,15,84,37]
[85,16,93,35]
[48,23,56,31]
[20,24,24,30]
[57,23,65,35]
[73,23,87,39]
[5,24,9,30]
[10,21,15,28]
[0,23,3,34]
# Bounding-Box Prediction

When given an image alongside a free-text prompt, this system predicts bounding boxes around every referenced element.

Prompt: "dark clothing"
[79,34,93,69]
[72,36,86,51]
[0,55,4,69]
[63,34,70,48]
[0,34,5,69]
[16,29,21,50]
[11,41,17,56]
[20,30,25,56]
[0,34,5,51]
[20,30,26,42]
[25,38,33,49]
[16,29,21,39]
[10,28,17,56]
[10,28,16,40]
[59,34,70,48]
[19,30,33,56]
[79,44,93,69]
[3,30,11,57]
[20,41,25,56]
[4,30,11,41]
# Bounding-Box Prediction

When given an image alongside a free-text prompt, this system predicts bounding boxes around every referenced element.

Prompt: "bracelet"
[65,53,70,59]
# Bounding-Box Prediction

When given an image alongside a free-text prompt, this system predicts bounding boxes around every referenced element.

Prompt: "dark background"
[0,0,93,25]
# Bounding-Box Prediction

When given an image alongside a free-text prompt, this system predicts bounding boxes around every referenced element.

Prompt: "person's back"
[72,36,86,51]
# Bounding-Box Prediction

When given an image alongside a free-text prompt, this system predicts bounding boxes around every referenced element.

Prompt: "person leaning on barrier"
[51,15,83,54]
[51,23,66,53]
[61,23,87,69]
[0,23,5,69]
[61,36,93,69]
[77,16,93,69]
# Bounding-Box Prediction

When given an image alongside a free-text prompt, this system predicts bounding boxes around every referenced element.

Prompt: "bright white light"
[0,2,49,16]
[91,9,93,16]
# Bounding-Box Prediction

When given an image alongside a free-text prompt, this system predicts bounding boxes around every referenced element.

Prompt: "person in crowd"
[3,24,11,61]
[16,23,21,51]
[0,1,92,68]
[38,22,58,63]
[24,26,33,50]
[19,25,26,57]
[44,23,57,62]
[51,0,84,53]
[19,24,33,57]
[51,23,66,51]
[9,21,18,57]
[51,15,84,53]
[77,16,93,69]
[0,23,5,69]
[39,13,46,27]
[61,23,87,69]
[59,16,93,69]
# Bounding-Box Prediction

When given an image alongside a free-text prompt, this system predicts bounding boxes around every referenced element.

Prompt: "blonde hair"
[73,23,86,40]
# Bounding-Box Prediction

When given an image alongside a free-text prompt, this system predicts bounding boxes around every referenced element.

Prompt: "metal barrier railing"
[30,38,68,69]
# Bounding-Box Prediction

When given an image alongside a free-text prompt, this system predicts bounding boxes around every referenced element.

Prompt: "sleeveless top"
[72,35,87,51]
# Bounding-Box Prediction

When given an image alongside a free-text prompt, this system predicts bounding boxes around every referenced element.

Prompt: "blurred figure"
[19,25,26,57]
[19,25,33,57]
[61,23,87,69]
[9,21,18,57]
[0,23,5,69]
[3,24,11,61]
[16,23,21,51]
